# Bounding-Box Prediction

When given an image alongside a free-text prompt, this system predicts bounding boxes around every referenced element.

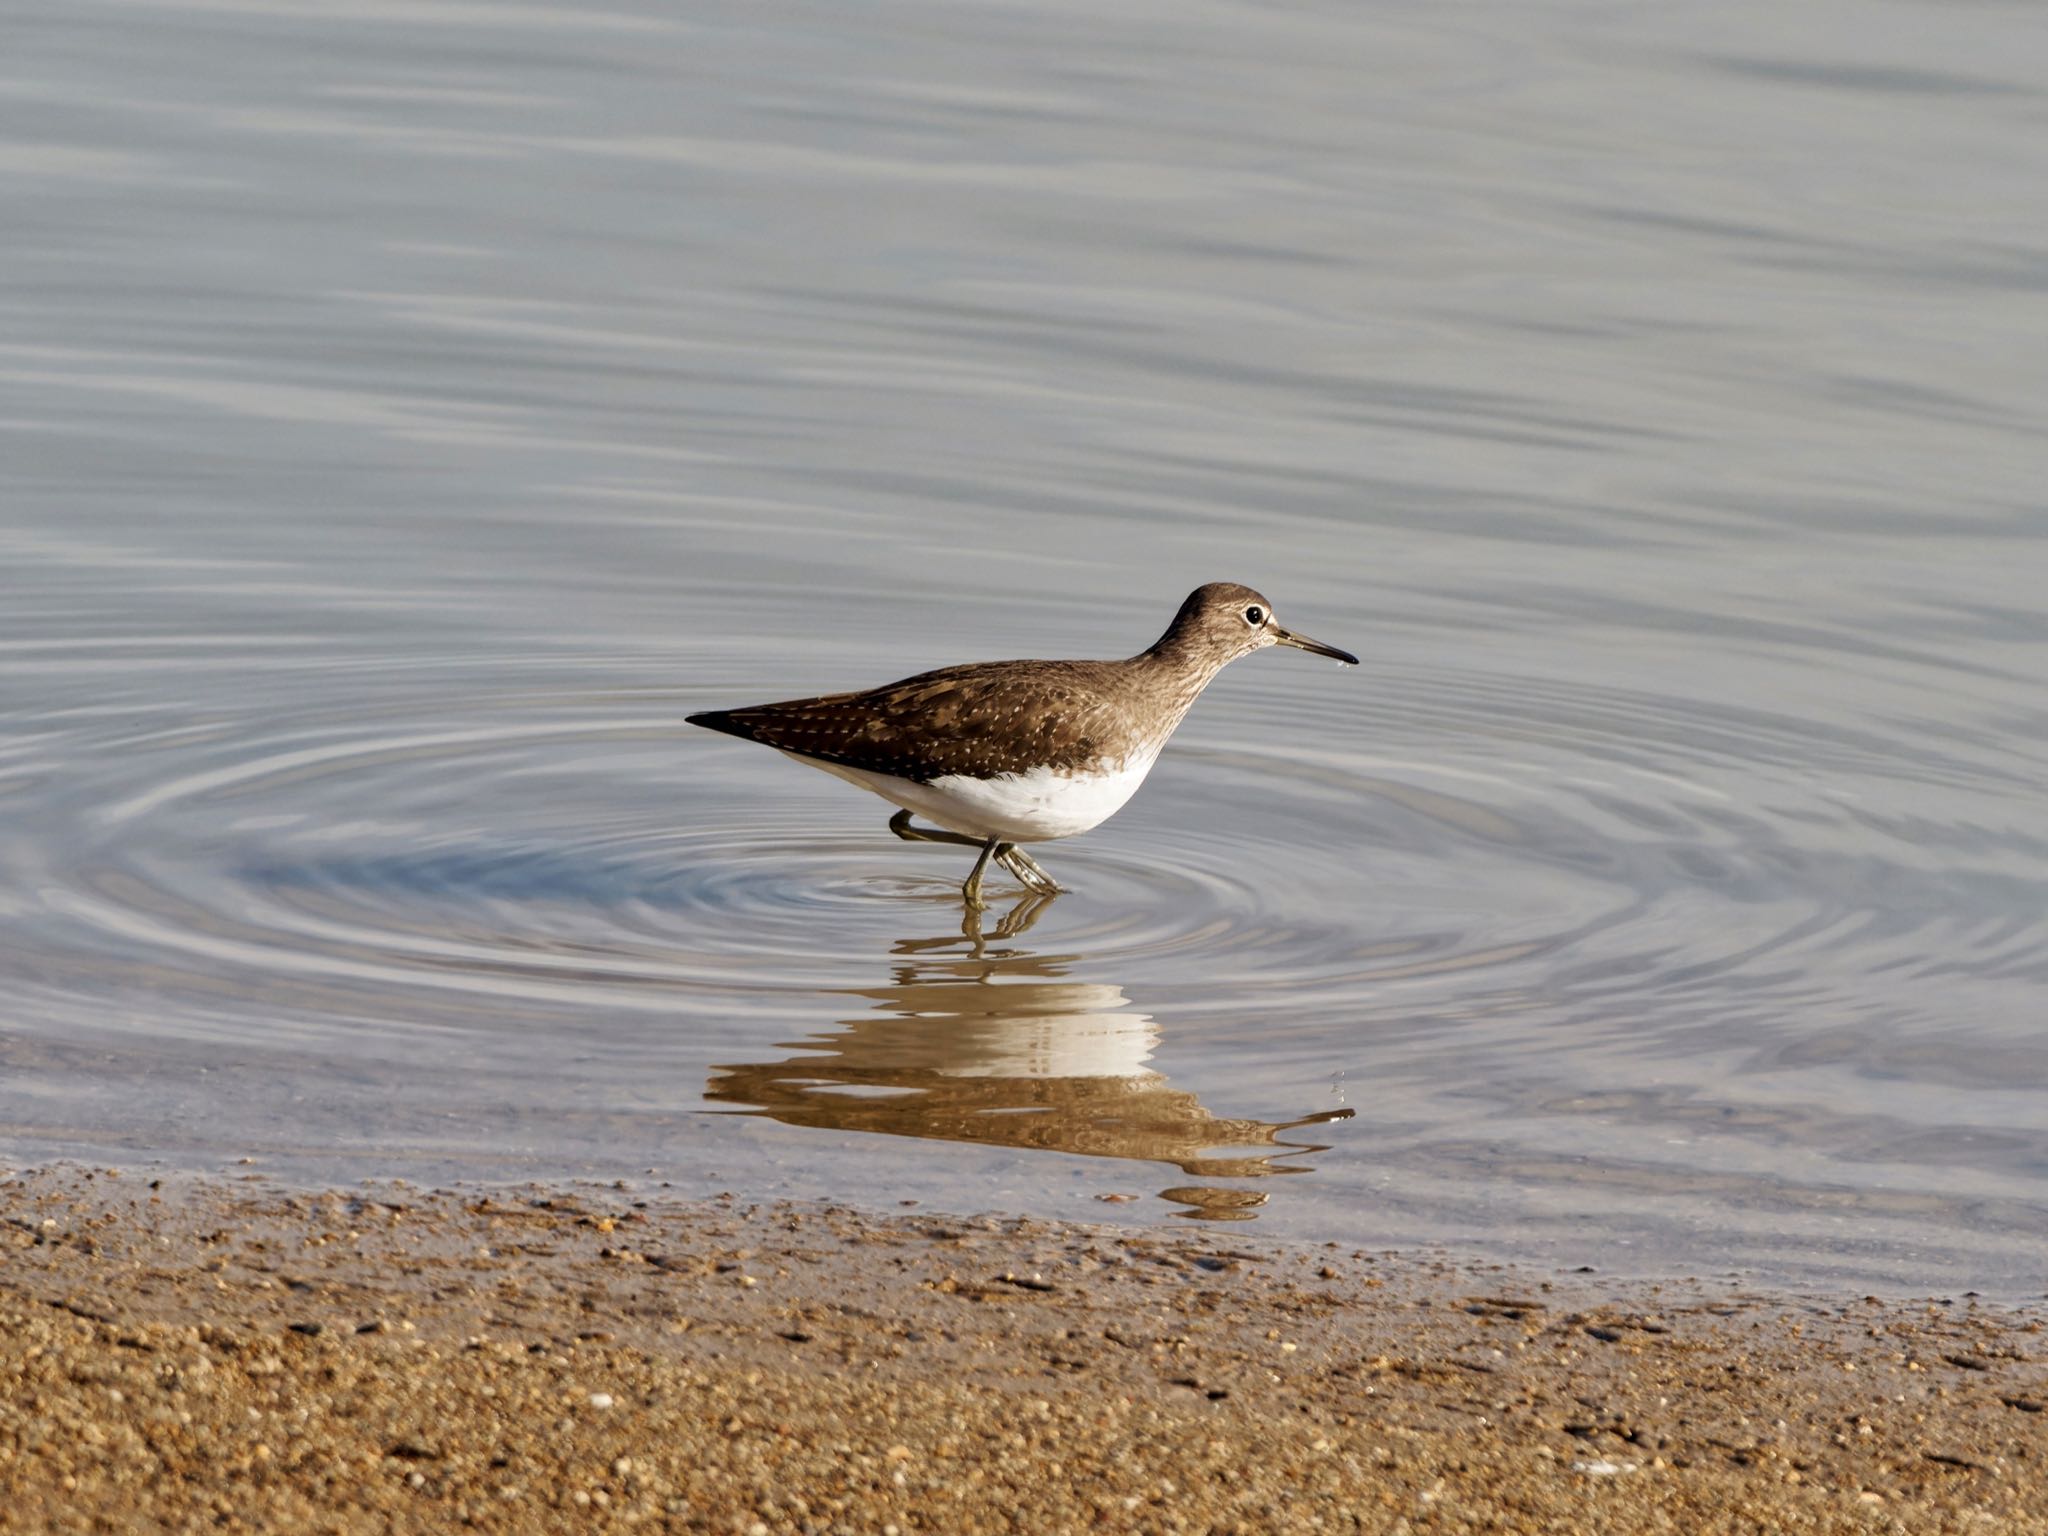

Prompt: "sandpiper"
[688,582,1357,908]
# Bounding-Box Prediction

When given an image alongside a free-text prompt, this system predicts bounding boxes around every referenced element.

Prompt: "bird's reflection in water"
[706,893,1352,1220]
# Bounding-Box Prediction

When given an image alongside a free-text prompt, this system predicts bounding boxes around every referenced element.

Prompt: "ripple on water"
[4,638,2045,1285]
[24,650,2046,1037]
[33,685,1635,1028]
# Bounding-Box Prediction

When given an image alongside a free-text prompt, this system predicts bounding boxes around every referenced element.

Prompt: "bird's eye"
[1244,606,1265,627]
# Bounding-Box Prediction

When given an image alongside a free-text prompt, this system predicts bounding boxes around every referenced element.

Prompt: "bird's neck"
[1126,640,1228,742]
[1137,625,1227,679]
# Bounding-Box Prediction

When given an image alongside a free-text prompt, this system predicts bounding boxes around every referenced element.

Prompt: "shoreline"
[3,1164,2043,1532]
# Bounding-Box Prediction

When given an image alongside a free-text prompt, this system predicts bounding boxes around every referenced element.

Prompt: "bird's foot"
[998,845,1063,894]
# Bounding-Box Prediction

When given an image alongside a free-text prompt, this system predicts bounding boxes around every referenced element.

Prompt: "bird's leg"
[999,845,1062,894]
[1008,846,1060,892]
[994,846,1039,892]
[960,836,1001,911]
[893,811,1059,899]
[888,808,984,849]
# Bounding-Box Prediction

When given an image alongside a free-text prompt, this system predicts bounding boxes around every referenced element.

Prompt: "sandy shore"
[2,1166,2043,1534]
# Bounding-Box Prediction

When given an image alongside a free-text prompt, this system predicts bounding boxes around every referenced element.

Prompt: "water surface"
[4,0,2047,1292]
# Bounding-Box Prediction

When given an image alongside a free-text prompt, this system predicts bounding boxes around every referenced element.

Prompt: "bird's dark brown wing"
[687,660,1128,782]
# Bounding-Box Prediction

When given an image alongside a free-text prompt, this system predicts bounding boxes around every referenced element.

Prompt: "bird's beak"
[1273,626,1359,666]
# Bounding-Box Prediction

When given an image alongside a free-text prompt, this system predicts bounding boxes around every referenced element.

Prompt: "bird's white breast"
[786,750,1160,843]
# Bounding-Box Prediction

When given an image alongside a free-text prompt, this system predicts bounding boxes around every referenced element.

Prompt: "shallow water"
[4,0,2047,1292]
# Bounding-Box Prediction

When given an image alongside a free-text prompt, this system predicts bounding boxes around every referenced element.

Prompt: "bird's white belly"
[785,751,1158,842]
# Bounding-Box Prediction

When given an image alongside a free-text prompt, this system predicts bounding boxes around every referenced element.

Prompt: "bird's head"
[1151,582,1358,671]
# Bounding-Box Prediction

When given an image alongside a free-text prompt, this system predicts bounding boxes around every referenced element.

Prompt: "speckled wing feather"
[687,660,1133,782]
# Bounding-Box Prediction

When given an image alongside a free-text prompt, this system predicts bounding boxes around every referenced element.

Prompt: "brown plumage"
[688,583,1356,906]
[687,659,1158,781]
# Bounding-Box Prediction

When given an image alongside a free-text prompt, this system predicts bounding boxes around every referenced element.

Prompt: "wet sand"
[3,1167,2043,1534]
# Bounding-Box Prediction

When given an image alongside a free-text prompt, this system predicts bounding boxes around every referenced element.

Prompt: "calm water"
[4,0,2047,1293]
